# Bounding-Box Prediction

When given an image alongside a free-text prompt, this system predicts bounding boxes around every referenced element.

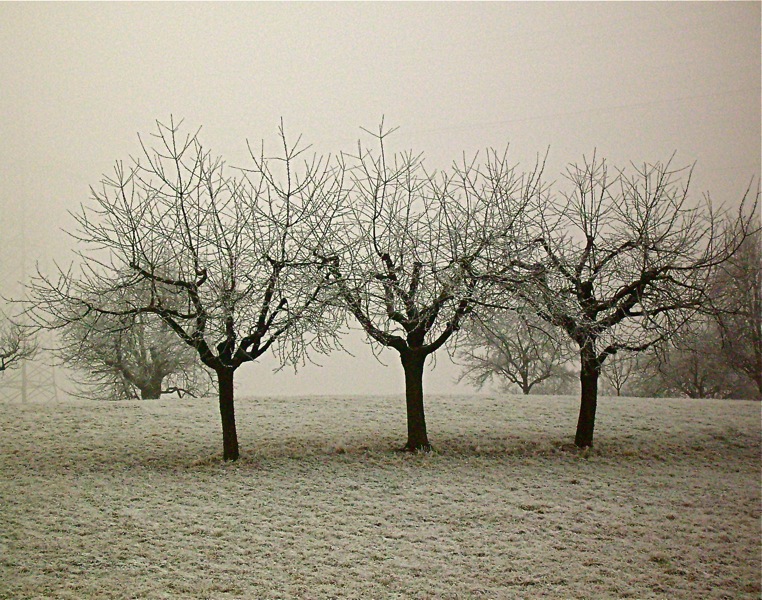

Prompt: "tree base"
[399,442,433,453]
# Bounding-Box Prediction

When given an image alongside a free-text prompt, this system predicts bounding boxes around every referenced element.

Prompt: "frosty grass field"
[0,393,759,600]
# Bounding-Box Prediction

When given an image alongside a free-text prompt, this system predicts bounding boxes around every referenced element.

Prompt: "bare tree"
[497,155,757,446]
[57,309,211,401]
[30,118,342,460]
[646,316,757,399]
[457,309,568,395]
[0,314,36,372]
[712,223,761,398]
[651,321,736,398]
[529,365,579,395]
[599,351,640,397]
[320,125,537,451]
[626,224,762,401]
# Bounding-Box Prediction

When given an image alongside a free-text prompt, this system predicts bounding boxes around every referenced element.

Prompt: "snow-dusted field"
[1,393,759,599]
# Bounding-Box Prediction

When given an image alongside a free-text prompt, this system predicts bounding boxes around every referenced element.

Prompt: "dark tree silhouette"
[30,119,342,460]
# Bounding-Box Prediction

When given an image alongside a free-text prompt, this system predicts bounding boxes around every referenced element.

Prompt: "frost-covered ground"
[1,393,759,599]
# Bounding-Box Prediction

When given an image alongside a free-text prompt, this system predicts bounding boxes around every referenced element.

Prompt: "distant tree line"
[25,118,759,460]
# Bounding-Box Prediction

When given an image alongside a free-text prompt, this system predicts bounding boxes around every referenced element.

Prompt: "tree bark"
[575,345,600,448]
[216,367,239,461]
[752,340,762,398]
[400,350,431,452]
[753,370,762,400]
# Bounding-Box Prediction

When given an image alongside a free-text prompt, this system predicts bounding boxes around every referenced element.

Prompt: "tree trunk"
[140,376,163,400]
[216,367,239,461]
[400,350,431,452]
[752,345,762,399]
[575,345,600,448]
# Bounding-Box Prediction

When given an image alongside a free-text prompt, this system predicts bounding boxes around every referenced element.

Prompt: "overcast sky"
[1,2,759,398]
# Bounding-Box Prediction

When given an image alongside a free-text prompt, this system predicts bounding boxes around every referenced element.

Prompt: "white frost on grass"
[0,394,759,599]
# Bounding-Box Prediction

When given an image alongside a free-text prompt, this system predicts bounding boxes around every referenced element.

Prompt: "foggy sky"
[1,2,759,397]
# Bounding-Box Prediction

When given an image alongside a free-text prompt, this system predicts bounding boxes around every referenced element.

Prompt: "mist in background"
[1,2,759,397]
